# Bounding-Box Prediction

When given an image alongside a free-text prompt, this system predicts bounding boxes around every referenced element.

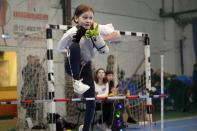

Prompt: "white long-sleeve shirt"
[95,82,109,97]
[57,24,116,63]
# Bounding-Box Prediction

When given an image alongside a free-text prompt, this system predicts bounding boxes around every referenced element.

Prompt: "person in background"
[21,55,37,124]
[106,70,117,96]
[95,68,109,97]
[21,55,48,129]
[94,68,112,131]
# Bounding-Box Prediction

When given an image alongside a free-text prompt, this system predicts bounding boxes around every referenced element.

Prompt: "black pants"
[96,102,114,127]
[65,42,96,131]
[102,102,114,126]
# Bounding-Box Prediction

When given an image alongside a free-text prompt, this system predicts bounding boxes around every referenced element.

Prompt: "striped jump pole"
[0,94,167,105]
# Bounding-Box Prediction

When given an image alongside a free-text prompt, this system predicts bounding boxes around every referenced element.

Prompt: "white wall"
[162,0,196,75]
[72,0,196,76]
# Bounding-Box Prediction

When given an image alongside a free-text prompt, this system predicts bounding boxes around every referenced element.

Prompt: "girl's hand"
[111,87,118,93]
[73,26,87,43]
[85,24,99,38]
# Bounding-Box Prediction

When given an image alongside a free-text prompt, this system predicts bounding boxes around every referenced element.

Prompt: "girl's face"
[106,74,114,81]
[75,11,94,29]
[97,69,106,80]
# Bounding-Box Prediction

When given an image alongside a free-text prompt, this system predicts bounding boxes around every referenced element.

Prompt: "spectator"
[106,70,118,96]
[94,68,112,131]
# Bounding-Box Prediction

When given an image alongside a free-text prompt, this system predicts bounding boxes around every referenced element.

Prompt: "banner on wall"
[0,0,52,46]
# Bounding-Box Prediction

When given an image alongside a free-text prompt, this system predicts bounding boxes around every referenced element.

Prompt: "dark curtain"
[192,21,197,62]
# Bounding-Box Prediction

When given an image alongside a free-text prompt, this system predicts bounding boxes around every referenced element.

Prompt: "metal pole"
[46,27,56,131]
[61,0,71,25]
[160,55,164,131]
[144,35,152,124]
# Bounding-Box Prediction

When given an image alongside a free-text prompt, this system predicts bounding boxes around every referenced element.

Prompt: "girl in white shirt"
[94,68,113,130]
[94,68,109,97]
[57,4,119,131]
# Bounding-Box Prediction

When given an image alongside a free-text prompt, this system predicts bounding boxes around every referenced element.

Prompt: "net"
[94,35,149,124]
[16,36,49,130]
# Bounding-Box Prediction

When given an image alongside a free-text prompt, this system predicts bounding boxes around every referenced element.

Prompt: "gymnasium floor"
[126,117,197,131]
[0,116,197,131]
